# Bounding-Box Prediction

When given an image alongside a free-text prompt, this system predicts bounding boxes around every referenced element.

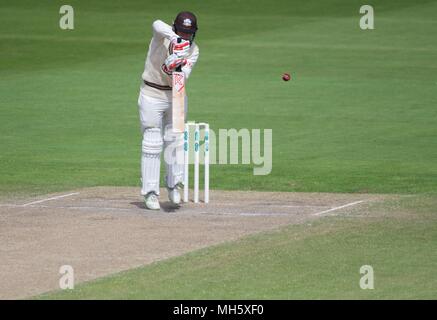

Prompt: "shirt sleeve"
[182,45,199,79]
[152,20,177,40]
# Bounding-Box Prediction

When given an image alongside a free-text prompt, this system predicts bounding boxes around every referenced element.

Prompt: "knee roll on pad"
[142,128,163,156]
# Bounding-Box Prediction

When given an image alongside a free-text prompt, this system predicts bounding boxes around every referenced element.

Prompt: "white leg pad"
[141,128,163,195]
[163,125,184,188]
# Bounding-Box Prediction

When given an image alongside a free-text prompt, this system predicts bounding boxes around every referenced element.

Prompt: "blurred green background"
[1,0,437,195]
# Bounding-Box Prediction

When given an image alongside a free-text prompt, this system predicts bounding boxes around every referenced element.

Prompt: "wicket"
[183,121,209,203]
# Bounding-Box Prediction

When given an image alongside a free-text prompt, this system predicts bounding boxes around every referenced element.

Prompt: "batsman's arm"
[152,20,177,40]
[181,46,199,79]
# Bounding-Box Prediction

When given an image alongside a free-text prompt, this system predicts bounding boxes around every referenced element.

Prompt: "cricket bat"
[172,40,186,133]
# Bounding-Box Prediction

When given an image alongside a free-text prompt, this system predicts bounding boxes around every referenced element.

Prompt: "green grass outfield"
[1,0,436,299]
[39,195,437,299]
[1,0,437,195]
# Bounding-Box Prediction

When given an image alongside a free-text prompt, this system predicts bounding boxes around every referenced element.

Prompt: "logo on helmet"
[183,19,192,27]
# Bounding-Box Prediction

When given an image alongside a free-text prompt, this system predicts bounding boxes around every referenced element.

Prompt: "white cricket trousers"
[138,92,185,196]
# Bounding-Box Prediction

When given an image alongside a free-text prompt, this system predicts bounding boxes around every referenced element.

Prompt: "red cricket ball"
[282,73,291,81]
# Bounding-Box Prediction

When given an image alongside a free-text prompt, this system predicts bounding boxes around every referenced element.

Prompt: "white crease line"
[200,211,307,217]
[312,200,365,216]
[239,212,297,217]
[21,192,80,207]
[206,203,328,208]
[10,205,297,216]
[2,200,366,218]
[1,204,305,217]
[37,205,137,212]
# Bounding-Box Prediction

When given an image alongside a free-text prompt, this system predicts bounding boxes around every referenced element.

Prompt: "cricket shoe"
[144,192,160,210]
[167,183,183,205]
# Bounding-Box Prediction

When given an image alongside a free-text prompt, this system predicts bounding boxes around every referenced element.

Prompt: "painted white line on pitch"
[16,205,297,216]
[200,211,301,217]
[209,203,328,208]
[5,204,304,217]
[29,204,138,212]
[2,200,365,218]
[239,212,298,217]
[312,200,365,216]
[0,204,143,213]
[21,192,80,207]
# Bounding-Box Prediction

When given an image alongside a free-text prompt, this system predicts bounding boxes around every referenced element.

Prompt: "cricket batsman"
[138,12,199,210]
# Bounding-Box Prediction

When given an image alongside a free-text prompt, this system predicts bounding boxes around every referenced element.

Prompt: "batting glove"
[164,53,187,72]
[170,37,191,58]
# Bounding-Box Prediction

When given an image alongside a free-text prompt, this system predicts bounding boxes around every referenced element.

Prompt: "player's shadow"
[130,201,181,213]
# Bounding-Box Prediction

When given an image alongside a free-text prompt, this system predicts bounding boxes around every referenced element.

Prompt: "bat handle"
[175,38,182,72]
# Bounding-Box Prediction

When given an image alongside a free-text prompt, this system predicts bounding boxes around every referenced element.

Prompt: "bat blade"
[172,71,185,133]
